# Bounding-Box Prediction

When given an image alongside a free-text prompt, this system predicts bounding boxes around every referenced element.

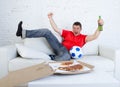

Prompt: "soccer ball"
[69,46,83,59]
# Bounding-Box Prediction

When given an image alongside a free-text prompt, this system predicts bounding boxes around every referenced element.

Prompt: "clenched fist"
[98,19,104,26]
[48,12,53,19]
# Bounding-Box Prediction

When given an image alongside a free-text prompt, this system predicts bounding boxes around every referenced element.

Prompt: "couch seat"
[9,57,53,71]
[77,55,114,72]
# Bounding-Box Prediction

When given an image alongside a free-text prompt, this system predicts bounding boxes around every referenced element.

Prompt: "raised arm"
[48,13,61,35]
[85,18,104,42]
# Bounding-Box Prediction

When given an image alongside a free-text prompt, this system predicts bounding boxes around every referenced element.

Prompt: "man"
[16,13,104,61]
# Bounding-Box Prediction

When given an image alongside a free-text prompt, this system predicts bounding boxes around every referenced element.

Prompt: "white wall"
[0,0,120,48]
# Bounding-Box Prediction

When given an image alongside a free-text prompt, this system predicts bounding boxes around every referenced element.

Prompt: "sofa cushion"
[77,56,114,72]
[24,38,98,55]
[24,38,54,55]
[82,40,98,55]
[15,44,51,60]
[9,57,53,71]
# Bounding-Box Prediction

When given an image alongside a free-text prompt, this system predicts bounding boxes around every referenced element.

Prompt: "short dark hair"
[73,21,82,28]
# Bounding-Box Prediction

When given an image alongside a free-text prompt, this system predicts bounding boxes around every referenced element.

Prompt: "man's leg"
[54,46,71,61]
[26,29,61,54]
[25,29,71,61]
[16,21,71,61]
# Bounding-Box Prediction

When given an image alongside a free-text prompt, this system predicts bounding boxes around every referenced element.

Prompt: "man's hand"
[98,19,104,26]
[48,12,61,35]
[48,13,53,19]
[85,18,104,42]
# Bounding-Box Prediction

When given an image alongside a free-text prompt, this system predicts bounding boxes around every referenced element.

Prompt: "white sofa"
[0,37,120,87]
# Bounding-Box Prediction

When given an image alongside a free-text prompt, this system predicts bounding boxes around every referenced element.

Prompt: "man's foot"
[49,55,55,60]
[16,21,23,37]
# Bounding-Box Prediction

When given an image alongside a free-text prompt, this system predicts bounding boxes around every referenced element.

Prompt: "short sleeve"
[61,29,69,38]
[82,34,87,44]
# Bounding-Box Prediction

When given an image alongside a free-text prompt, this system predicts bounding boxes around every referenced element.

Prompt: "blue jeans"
[24,28,71,61]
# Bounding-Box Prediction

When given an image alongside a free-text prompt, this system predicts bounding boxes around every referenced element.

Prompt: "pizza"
[61,61,73,66]
[58,64,83,71]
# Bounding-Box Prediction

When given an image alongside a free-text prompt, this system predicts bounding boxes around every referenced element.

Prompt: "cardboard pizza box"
[0,62,54,87]
[0,75,9,87]
[0,60,94,87]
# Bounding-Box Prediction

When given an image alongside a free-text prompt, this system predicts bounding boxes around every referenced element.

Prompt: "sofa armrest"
[114,49,120,81]
[0,45,17,79]
[99,45,120,80]
[98,45,118,60]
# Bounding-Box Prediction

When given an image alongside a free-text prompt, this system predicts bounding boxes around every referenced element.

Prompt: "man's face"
[72,25,81,36]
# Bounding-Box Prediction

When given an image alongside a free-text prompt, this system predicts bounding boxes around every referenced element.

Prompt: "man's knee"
[38,28,52,36]
[41,28,51,33]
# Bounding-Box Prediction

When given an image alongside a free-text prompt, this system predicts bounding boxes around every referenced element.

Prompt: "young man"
[16,13,104,61]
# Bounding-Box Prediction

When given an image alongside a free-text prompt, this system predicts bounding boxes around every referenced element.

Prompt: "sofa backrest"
[24,37,98,56]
